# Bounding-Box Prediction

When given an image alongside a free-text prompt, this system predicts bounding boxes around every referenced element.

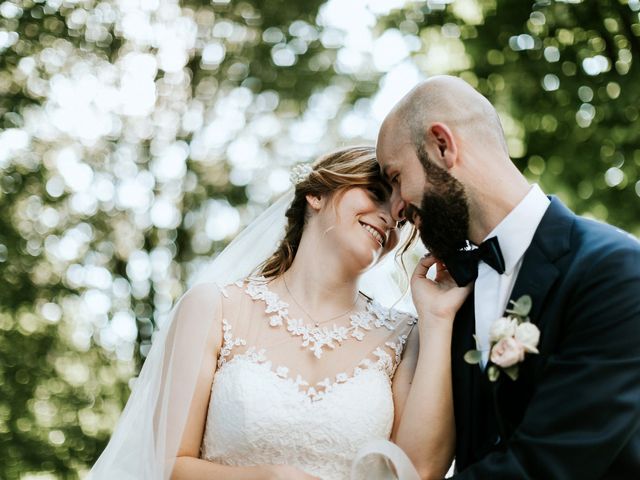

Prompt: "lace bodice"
[200,277,417,479]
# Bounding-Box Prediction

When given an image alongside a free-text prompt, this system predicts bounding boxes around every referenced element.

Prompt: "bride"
[90,146,470,479]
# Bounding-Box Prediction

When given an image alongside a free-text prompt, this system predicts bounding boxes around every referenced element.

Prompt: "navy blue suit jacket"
[450,198,640,479]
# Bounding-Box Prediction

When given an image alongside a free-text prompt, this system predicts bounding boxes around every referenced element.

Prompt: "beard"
[406,146,470,261]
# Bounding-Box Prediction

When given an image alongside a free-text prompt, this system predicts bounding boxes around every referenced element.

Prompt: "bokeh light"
[1,0,639,477]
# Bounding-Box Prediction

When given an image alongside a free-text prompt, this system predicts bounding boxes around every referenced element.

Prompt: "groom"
[377,76,640,478]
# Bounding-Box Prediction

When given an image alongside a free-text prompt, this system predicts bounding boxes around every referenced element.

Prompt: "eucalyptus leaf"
[488,365,500,382]
[507,295,533,318]
[464,349,482,365]
[503,365,520,381]
[472,334,481,350]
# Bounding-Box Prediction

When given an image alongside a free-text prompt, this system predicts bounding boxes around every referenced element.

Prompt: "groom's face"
[378,134,470,260]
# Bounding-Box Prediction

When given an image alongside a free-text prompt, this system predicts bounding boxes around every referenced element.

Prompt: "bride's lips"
[359,221,386,247]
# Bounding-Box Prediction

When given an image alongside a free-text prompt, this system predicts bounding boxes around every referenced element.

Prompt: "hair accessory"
[289,163,314,185]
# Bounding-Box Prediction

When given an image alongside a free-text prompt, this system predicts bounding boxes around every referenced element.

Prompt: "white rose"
[489,317,517,343]
[515,322,540,353]
[490,337,526,368]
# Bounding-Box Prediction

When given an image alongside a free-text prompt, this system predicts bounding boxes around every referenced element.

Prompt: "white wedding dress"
[199,276,418,479]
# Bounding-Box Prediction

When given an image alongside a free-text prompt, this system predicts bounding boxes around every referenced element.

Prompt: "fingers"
[433,260,449,282]
[412,253,438,279]
[433,261,472,297]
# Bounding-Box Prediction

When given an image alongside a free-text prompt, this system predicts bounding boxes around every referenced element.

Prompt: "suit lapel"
[493,197,575,432]
[505,197,573,329]
[507,243,560,330]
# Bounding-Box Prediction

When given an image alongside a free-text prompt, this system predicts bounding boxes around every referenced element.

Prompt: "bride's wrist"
[417,314,455,333]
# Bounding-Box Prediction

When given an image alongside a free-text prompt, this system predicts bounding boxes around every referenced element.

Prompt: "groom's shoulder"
[546,196,637,252]
[571,212,639,254]
[565,211,640,274]
[543,197,638,271]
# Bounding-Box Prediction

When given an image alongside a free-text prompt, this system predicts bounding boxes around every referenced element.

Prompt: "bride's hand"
[262,464,321,480]
[411,254,472,329]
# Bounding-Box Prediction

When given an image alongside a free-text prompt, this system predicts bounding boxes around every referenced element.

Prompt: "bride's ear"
[305,194,323,212]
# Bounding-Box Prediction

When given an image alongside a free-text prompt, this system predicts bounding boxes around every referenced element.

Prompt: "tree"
[1,0,334,477]
[380,0,640,233]
[1,0,638,477]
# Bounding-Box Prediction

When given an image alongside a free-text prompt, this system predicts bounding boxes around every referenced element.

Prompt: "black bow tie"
[442,236,506,287]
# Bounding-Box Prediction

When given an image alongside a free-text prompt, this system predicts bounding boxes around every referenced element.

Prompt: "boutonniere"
[464,295,540,382]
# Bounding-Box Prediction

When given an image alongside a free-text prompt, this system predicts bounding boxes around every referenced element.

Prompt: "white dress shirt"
[475,184,550,367]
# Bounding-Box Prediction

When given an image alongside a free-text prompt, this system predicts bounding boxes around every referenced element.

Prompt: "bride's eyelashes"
[367,188,387,202]
[365,184,392,203]
[404,204,419,224]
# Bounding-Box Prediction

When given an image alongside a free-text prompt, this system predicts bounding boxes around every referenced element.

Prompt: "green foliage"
[488,364,500,382]
[471,0,640,234]
[1,0,333,477]
[463,349,482,364]
[381,0,640,235]
[506,295,532,318]
[503,364,519,382]
[1,0,638,477]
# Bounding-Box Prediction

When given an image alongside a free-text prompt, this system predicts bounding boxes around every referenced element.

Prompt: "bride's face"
[316,186,400,269]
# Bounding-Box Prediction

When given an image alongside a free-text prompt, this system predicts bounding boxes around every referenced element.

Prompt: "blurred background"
[1,0,639,478]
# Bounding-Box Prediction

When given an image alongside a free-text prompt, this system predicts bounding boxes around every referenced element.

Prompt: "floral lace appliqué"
[244,276,406,359]
[215,277,417,400]
[218,319,247,368]
[220,348,394,402]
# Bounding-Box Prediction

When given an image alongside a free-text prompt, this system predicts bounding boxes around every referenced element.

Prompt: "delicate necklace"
[283,275,359,328]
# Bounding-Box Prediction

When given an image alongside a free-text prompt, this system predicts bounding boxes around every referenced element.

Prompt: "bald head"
[377,75,531,245]
[386,75,508,155]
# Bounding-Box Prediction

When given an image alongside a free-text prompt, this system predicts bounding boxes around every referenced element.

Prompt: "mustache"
[404,204,420,224]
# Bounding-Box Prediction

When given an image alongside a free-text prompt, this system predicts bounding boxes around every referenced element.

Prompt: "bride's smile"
[359,220,386,247]
[308,186,400,270]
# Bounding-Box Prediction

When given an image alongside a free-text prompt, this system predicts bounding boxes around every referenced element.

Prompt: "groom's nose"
[390,189,406,223]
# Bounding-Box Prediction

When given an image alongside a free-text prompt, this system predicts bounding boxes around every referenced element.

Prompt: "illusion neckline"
[242,276,399,359]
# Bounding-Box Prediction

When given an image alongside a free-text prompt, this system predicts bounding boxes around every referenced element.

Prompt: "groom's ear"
[426,122,458,171]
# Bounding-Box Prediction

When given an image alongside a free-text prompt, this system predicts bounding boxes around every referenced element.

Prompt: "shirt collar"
[482,184,550,275]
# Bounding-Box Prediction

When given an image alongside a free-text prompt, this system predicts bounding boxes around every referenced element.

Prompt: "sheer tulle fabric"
[89,286,222,478]
[213,278,413,393]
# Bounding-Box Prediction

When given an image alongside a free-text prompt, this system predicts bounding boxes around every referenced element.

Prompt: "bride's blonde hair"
[260,146,416,279]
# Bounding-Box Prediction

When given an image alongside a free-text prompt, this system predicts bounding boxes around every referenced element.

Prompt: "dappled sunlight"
[1,0,639,476]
